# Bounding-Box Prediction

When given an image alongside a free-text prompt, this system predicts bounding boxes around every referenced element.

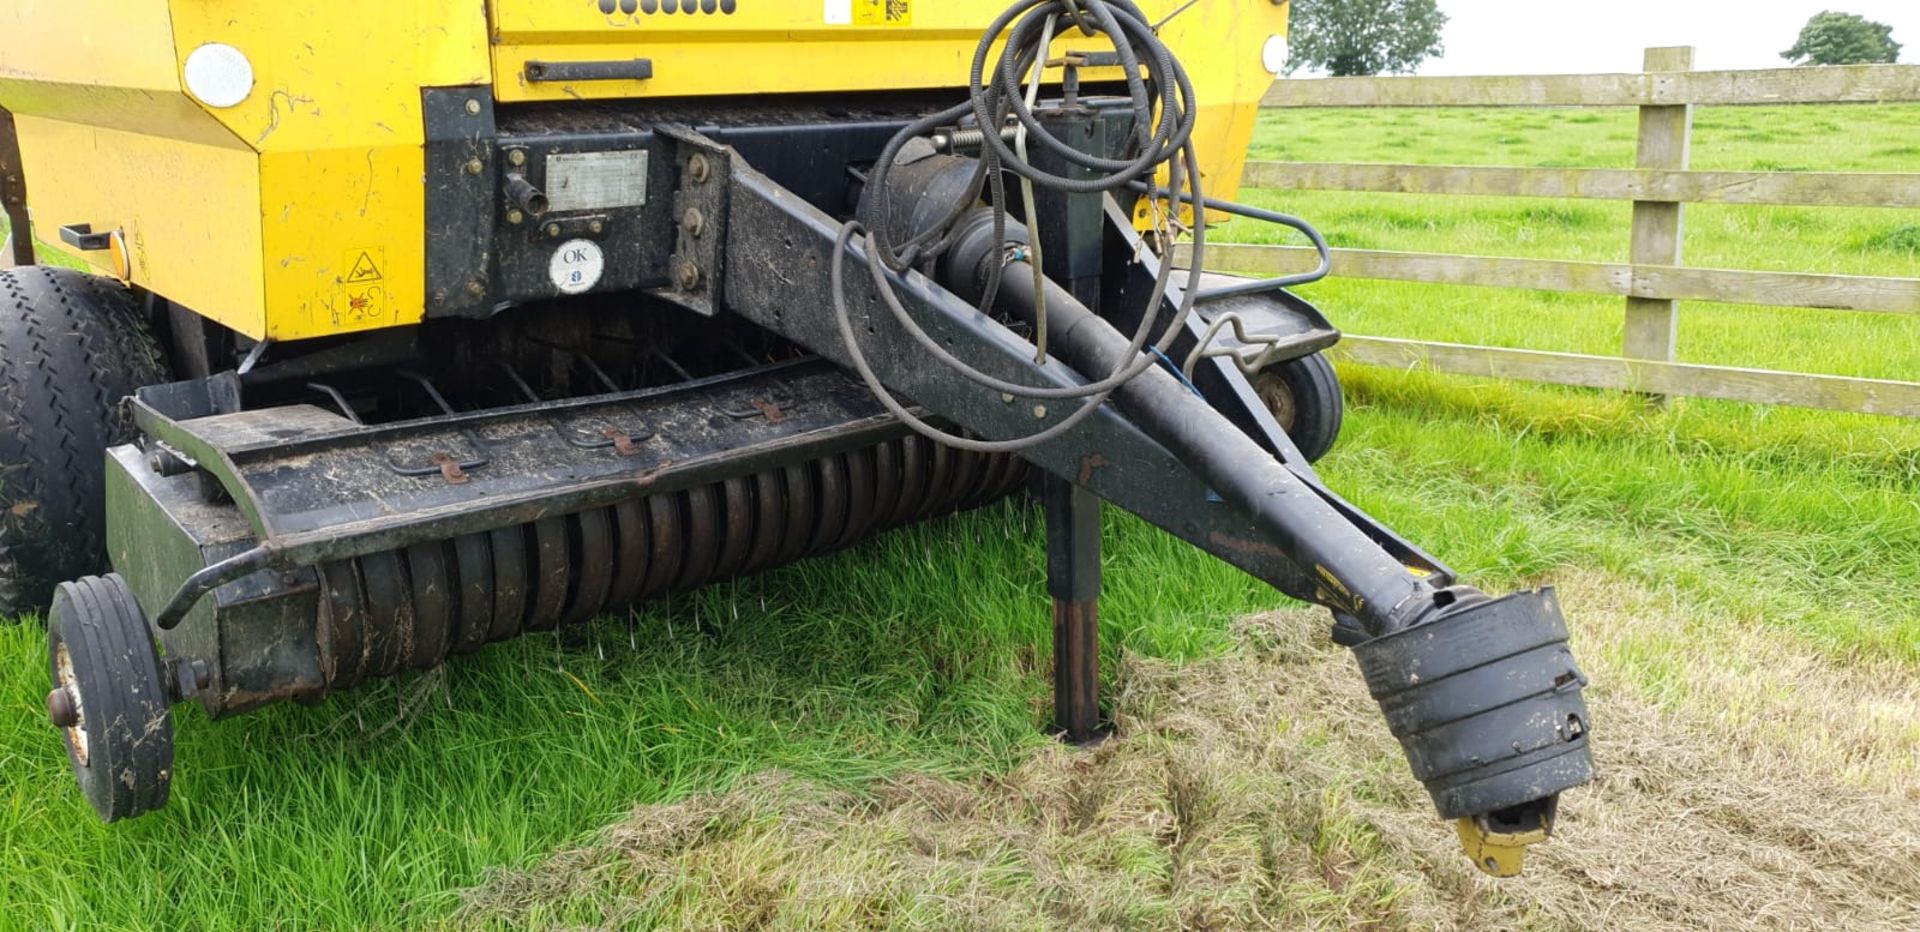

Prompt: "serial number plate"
[544,150,649,213]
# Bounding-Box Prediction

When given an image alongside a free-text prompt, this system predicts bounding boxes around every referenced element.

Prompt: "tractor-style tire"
[0,267,170,616]
[1254,352,1344,464]
[47,573,175,822]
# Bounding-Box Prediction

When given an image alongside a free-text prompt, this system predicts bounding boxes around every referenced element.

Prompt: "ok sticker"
[550,239,605,295]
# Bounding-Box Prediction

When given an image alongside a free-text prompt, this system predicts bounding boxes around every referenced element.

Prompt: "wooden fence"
[1202,51,1920,417]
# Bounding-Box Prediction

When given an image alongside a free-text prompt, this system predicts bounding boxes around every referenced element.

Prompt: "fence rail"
[1215,49,1920,417]
[1239,162,1920,209]
[1262,62,1920,108]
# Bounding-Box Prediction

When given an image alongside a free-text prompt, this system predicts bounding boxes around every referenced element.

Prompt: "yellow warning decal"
[854,0,911,26]
[345,248,385,284]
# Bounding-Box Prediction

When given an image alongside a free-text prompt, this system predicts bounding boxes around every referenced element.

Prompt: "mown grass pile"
[1,102,1917,929]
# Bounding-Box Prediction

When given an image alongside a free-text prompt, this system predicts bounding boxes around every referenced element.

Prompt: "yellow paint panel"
[165,0,489,338]
[168,0,491,154]
[489,0,1286,203]
[0,1,183,92]
[15,116,265,336]
[259,146,427,340]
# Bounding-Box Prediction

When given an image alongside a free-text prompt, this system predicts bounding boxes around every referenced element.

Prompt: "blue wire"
[1149,346,1206,399]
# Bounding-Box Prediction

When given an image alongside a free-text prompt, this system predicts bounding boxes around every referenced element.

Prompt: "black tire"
[1253,352,1344,464]
[0,267,169,615]
[47,573,175,822]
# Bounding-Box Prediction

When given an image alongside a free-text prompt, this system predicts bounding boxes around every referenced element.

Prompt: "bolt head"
[589,220,605,234]
[465,99,482,116]
[681,208,705,237]
[545,223,562,238]
[465,158,485,175]
[506,148,527,166]
[1033,405,1048,419]
[506,209,524,225]
[688,153,711,184]
[675,261,702,291]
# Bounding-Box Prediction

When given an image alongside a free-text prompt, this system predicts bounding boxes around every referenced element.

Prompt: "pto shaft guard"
[1352,588,1593,872]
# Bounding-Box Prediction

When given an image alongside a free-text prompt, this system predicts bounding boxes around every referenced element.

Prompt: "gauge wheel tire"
[1254,352,1344,464]
[0,267,170,617]
[47,573,174,822]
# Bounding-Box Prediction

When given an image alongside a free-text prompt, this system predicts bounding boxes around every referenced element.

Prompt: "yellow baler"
[0,0,1589,876]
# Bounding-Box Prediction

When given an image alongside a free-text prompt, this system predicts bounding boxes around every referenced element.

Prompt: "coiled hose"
[830,0,1209,455]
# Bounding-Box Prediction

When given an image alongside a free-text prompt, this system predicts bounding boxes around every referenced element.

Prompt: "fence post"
[1623,46,1695,395]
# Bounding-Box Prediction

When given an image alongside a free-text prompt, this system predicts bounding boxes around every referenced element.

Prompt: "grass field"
[2,102,1918,930]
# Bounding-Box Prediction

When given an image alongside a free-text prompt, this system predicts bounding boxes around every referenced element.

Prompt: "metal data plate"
[545,150,649,213]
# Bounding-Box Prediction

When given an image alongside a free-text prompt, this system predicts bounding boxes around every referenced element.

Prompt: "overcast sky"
[1412,1,1916,75]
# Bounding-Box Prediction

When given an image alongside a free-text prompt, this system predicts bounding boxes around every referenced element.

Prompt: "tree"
[1286,0,1448,77]
[1781,11,1901,66]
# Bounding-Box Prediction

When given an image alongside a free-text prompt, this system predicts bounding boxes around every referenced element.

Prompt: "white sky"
[1413,1,1917,75]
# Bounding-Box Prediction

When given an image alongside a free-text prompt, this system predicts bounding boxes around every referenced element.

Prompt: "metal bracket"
[651,125,731,317]
[0,107,30,267]
[422,88,499,318]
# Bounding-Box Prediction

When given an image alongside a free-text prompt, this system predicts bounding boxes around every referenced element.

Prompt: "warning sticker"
[344,248,384,284]
[852,0,910,26]
[331,283,388,326]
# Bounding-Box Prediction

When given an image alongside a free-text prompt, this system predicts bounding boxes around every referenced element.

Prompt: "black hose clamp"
[1352,588,1594,819]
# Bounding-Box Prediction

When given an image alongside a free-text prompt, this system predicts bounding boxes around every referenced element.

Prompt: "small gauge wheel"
[46,574,175,822]
[1253,352,1345,463]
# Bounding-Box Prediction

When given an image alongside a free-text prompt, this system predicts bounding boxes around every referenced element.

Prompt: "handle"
[58,224,113,251]
[524,59,654,83]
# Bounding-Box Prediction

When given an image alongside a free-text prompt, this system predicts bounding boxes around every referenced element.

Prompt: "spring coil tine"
[970,454,1020,510]
[641,494,684,600]
[404,541,454,670]
[318,561,370,692]
[673,485,723,593]
[450,534,494,655]
[944,449,986,515]
[526,517,571,631]
[740,471,786,576]
[357,550,412,678]
[775,464,814,567]
[487,526,529,642]
[604,499,649,610]
[889,436,930,530]
[808,454,850,556]
[563,509,615,625]
[918,442,954,522]
[299,436,1037,697]
[712,476,756,582]
[962,454,1004,511]
[994,457,1033,501]
[867,441,904,536]
[835,447,879,551]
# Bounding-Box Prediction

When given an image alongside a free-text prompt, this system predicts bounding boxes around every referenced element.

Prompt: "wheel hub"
[50,642,87,764]
[1253,371,1298,432]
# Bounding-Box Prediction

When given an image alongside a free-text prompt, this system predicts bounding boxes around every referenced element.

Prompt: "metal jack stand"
[1046,474,1108,745]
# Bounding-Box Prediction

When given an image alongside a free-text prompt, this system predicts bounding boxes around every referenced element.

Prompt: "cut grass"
[453,574,1920,930]
[1,104,1918,929]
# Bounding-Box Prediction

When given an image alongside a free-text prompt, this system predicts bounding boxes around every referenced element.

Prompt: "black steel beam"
[0,107,34,267]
